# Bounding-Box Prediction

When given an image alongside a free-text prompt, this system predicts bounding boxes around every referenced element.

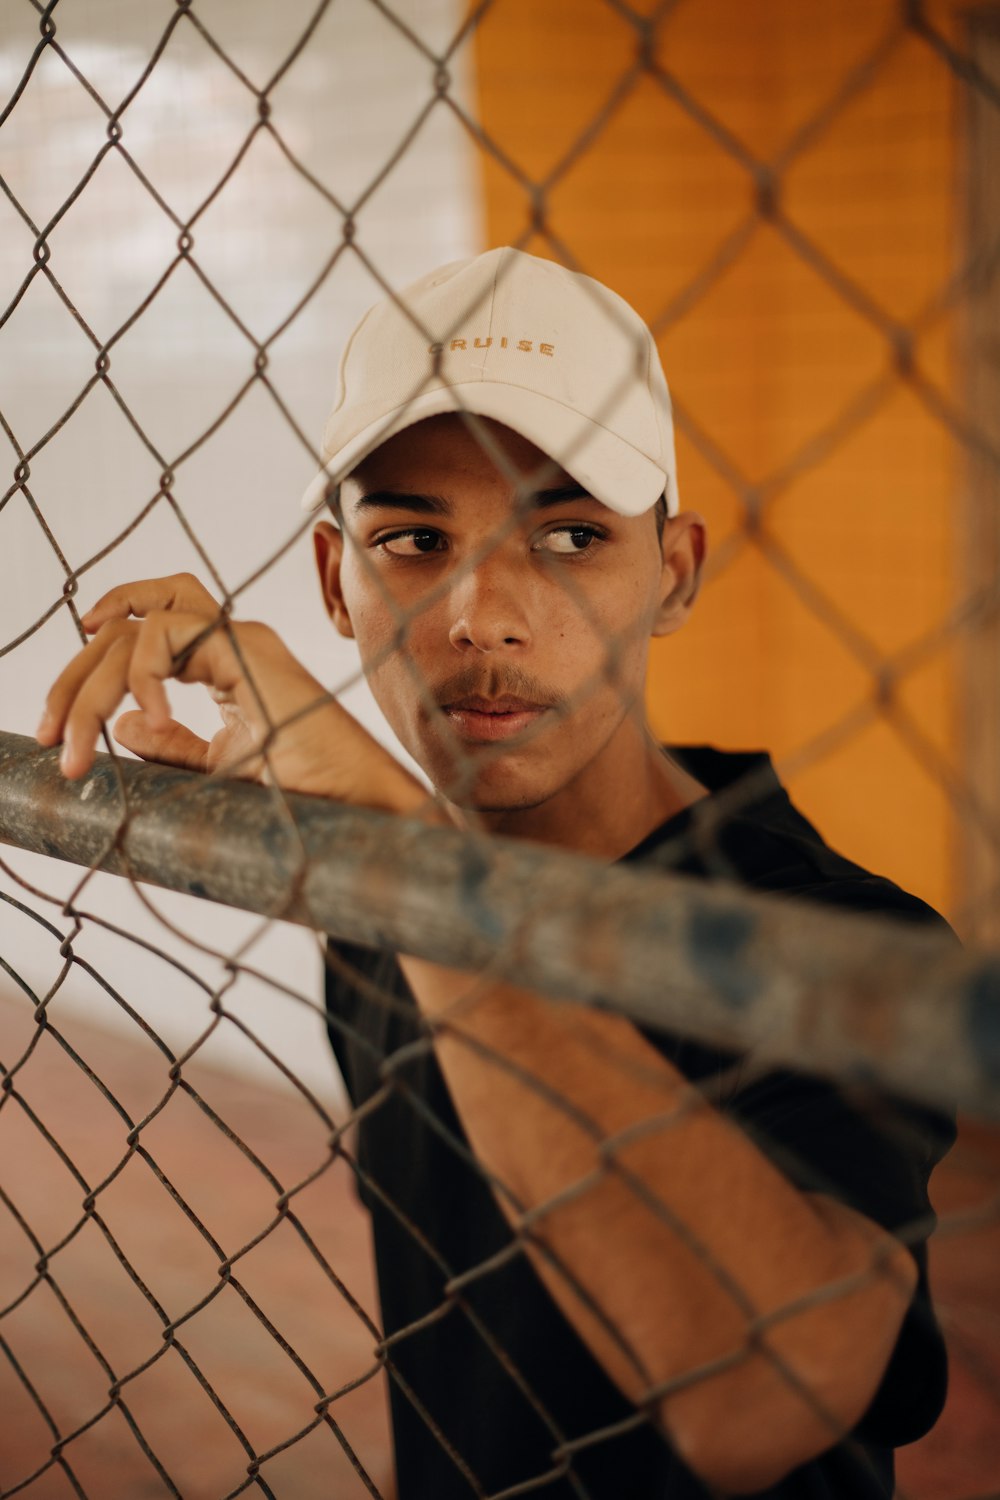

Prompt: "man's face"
[317,415,698,815]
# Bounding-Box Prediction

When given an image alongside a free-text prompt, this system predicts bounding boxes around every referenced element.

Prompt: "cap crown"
[309,247,678,517]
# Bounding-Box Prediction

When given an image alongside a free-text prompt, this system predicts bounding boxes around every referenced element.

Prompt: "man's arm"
[395,956,919,1494]
[39,573,921,1495]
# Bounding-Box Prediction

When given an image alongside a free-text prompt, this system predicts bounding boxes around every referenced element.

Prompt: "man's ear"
[313,520,355,639]
[653,512,707,637]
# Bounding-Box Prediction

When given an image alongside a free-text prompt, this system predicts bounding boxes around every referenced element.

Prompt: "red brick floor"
[0,992,394,1500]
[896,1113,1000,1500]
[1,991,998,1499]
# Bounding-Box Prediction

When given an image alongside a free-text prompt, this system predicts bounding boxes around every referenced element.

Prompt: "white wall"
[0,0,483,1103]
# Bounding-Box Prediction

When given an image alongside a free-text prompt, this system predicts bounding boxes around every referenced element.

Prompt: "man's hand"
[36,573,428,812]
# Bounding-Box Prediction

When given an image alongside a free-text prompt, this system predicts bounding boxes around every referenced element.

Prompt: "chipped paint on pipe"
[0,731,996,1117]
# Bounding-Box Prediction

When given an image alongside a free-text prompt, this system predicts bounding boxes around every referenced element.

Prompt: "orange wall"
[473,0,964,919]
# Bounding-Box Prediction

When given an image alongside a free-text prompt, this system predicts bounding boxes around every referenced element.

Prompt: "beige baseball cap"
[301,246,678,518]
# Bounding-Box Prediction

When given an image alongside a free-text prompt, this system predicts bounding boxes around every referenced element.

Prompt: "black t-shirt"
[324,747,956,1499]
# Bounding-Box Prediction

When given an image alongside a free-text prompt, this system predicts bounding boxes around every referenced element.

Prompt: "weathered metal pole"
[0,730,996,1117]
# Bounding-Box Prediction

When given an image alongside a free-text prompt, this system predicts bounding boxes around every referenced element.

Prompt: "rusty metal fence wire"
[1,0,1000,1496]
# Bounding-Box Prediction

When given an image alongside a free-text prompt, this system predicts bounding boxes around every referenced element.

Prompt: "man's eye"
[378,529,445,557]
[536,526,603,555]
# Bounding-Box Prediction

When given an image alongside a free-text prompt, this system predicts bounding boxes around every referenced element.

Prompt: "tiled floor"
[1,990,998,1499]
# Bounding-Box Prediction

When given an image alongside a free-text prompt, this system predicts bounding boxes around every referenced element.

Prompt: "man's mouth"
[441,694,549,743]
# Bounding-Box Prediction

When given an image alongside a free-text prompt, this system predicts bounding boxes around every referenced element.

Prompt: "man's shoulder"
[654,743,955,940]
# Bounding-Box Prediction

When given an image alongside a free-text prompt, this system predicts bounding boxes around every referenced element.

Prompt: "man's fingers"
[114,711,212,772]
[127,611,190,731]
[43,611,205,776]
[38,598,294,786]
[37,620,136,748]
[37,591,222,750]
[81,573,221,632]
[59,633,139,778]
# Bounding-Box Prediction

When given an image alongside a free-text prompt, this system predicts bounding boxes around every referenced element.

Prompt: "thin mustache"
[431,666,569,712]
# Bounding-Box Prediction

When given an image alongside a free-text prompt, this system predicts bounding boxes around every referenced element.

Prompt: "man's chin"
[413,737,546,810]
[432,765,555,817]
[457,793,551,816]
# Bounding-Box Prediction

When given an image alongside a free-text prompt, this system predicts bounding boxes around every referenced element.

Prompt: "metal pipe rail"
[0,729,996,1118]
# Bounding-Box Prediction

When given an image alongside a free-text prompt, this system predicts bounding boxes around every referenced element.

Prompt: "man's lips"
[441,695,549,742]
[446,695,545,714]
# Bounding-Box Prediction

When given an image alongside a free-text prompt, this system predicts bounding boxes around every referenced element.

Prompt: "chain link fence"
[1,1,999,1496]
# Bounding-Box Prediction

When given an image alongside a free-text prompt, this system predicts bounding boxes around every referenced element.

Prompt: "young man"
[39,249,953,1498]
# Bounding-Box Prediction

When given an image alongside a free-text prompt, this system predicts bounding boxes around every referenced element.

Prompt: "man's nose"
[446,556,532,653]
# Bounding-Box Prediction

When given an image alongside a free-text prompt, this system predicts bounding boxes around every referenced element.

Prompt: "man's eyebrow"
[348,481,595,517]
[350,490,452,516]
[528,482,595,507]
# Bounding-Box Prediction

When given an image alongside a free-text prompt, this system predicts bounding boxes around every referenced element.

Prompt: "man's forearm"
[298,751,914,1487]
[398,953,917,1492]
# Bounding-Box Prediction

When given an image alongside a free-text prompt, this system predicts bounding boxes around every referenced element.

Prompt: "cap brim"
[300,382,675,518]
